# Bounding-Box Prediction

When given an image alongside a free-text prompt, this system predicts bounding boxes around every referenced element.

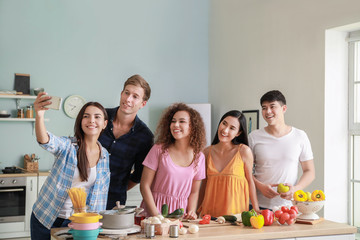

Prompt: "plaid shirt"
[98,107,153,207]
[32,132,110,229]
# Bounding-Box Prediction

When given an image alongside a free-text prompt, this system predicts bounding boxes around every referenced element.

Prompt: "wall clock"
[63,95,86,118]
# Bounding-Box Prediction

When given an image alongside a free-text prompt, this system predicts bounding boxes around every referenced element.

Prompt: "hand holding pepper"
[278,183,295,200]
[258,182,280,199]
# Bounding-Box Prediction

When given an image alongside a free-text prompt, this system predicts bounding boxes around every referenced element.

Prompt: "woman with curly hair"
[140,103,206,219]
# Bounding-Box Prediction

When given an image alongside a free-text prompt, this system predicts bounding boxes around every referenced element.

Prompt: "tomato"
[281,206,289,213]
[278,216,286,225]
[286,218,295,225]
[274,210,283,219]
[199,220,209,224]
[290,206,299,214]
[288,209,297,219]
[179,221,183,229]
[279,212,290,223]
[199,214,211,224]
[203,215,211,221]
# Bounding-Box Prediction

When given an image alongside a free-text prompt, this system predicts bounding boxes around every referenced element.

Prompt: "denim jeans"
[31,211,71,240]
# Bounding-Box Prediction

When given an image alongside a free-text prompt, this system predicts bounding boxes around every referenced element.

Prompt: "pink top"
[140,144,206,216]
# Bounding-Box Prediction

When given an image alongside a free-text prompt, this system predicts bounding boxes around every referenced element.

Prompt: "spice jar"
[17,108,24,118]
[26,105,34,118]
[169,225,179,238]
[145,224,155,238]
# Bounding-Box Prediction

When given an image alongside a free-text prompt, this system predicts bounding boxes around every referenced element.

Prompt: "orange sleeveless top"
[198,145,249,216]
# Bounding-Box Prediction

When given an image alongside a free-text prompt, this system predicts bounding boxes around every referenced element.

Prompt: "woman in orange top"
[198,110,260,217]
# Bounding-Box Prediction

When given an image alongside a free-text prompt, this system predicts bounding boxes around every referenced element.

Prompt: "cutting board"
[295,217,324,225]
[182,220,232,228]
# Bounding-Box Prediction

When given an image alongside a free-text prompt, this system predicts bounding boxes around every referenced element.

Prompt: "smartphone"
[41,95,63,110]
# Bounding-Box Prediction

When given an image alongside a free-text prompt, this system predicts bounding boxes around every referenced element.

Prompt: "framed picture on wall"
[243,110,259,134]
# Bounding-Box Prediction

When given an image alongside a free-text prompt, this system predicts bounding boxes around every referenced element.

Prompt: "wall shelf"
[0,118,36,122]
[0,95,48,134]
[0,95,37,99]
[0,94,37,109]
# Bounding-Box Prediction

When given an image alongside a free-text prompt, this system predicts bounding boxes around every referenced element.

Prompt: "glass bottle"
[17,108,24,118]
[26,105,34,118]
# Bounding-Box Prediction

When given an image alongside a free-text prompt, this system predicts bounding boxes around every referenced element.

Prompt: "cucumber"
[161,204,169,217]
[168,208,184,216]
[223,215,237,222]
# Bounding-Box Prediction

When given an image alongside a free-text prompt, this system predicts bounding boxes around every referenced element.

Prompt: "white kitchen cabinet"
[37,175,48,196]
[127,184,142,207]
[296,234,355,240]
[25,176,37,231]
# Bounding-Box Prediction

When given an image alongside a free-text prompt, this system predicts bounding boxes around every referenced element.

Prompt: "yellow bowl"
[69,212,103,223]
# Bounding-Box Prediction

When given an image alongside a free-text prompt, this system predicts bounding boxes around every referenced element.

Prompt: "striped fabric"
[32,132,110,229]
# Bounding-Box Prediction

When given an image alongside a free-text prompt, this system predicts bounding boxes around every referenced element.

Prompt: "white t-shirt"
[58,166,97,219]
[248,127,313,209]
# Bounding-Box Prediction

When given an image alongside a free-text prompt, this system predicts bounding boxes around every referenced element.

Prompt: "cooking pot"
[100,205,144,229]
[100,209,135,229]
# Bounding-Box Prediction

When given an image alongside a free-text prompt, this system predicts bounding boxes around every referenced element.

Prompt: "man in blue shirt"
[99,74,154,209]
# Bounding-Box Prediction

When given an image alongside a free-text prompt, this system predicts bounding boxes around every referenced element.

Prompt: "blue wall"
[0,0,209,170]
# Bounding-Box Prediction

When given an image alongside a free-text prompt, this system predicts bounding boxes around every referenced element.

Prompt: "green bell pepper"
[241,209,256,227]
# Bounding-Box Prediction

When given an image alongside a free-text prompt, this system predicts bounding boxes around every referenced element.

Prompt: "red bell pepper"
[261,209,274,226]
[199,214,211,224]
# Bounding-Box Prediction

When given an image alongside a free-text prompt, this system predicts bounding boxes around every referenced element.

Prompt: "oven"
[0,177,26,223]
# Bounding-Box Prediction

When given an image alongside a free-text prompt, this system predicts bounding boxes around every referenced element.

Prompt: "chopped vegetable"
[199,214,211,224]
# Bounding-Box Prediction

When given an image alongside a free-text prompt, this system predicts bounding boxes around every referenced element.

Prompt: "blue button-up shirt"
[98,107,153,208]
[32,132,110,229]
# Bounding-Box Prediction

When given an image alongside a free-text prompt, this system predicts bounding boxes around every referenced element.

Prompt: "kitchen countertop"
[51,219,357,240]
[0,171,50,177]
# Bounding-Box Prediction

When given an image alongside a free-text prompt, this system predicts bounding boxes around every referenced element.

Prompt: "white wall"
[0,0,209,170]
[209,0,360,222]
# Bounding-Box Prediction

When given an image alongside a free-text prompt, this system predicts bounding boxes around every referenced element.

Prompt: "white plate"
[100,225,141,235]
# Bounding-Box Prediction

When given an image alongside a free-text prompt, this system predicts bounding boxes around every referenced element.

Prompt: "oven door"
[0,186,26,223]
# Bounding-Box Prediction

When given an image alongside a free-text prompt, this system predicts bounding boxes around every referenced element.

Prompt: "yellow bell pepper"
[311,190,325,201]
[250,213,264,229]
[306,192,313,201]
[293,190,308,201]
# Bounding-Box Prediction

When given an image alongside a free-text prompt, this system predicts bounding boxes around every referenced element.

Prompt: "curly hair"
[155,103,206,166]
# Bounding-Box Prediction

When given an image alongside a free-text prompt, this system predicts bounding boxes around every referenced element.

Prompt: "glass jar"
[26,105,34,118]
[17,108,24,118]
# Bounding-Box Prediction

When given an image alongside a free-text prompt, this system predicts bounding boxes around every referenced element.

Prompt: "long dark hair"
[211,110,248,146]
[74,102,108,182]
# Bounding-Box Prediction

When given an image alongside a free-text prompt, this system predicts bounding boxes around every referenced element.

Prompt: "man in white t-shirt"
[248,90,315,209]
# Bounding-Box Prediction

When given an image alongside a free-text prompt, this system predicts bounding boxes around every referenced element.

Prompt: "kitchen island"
[51,219,357,240]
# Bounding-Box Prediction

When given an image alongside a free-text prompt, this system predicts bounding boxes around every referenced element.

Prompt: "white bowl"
[292,200,325,220]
